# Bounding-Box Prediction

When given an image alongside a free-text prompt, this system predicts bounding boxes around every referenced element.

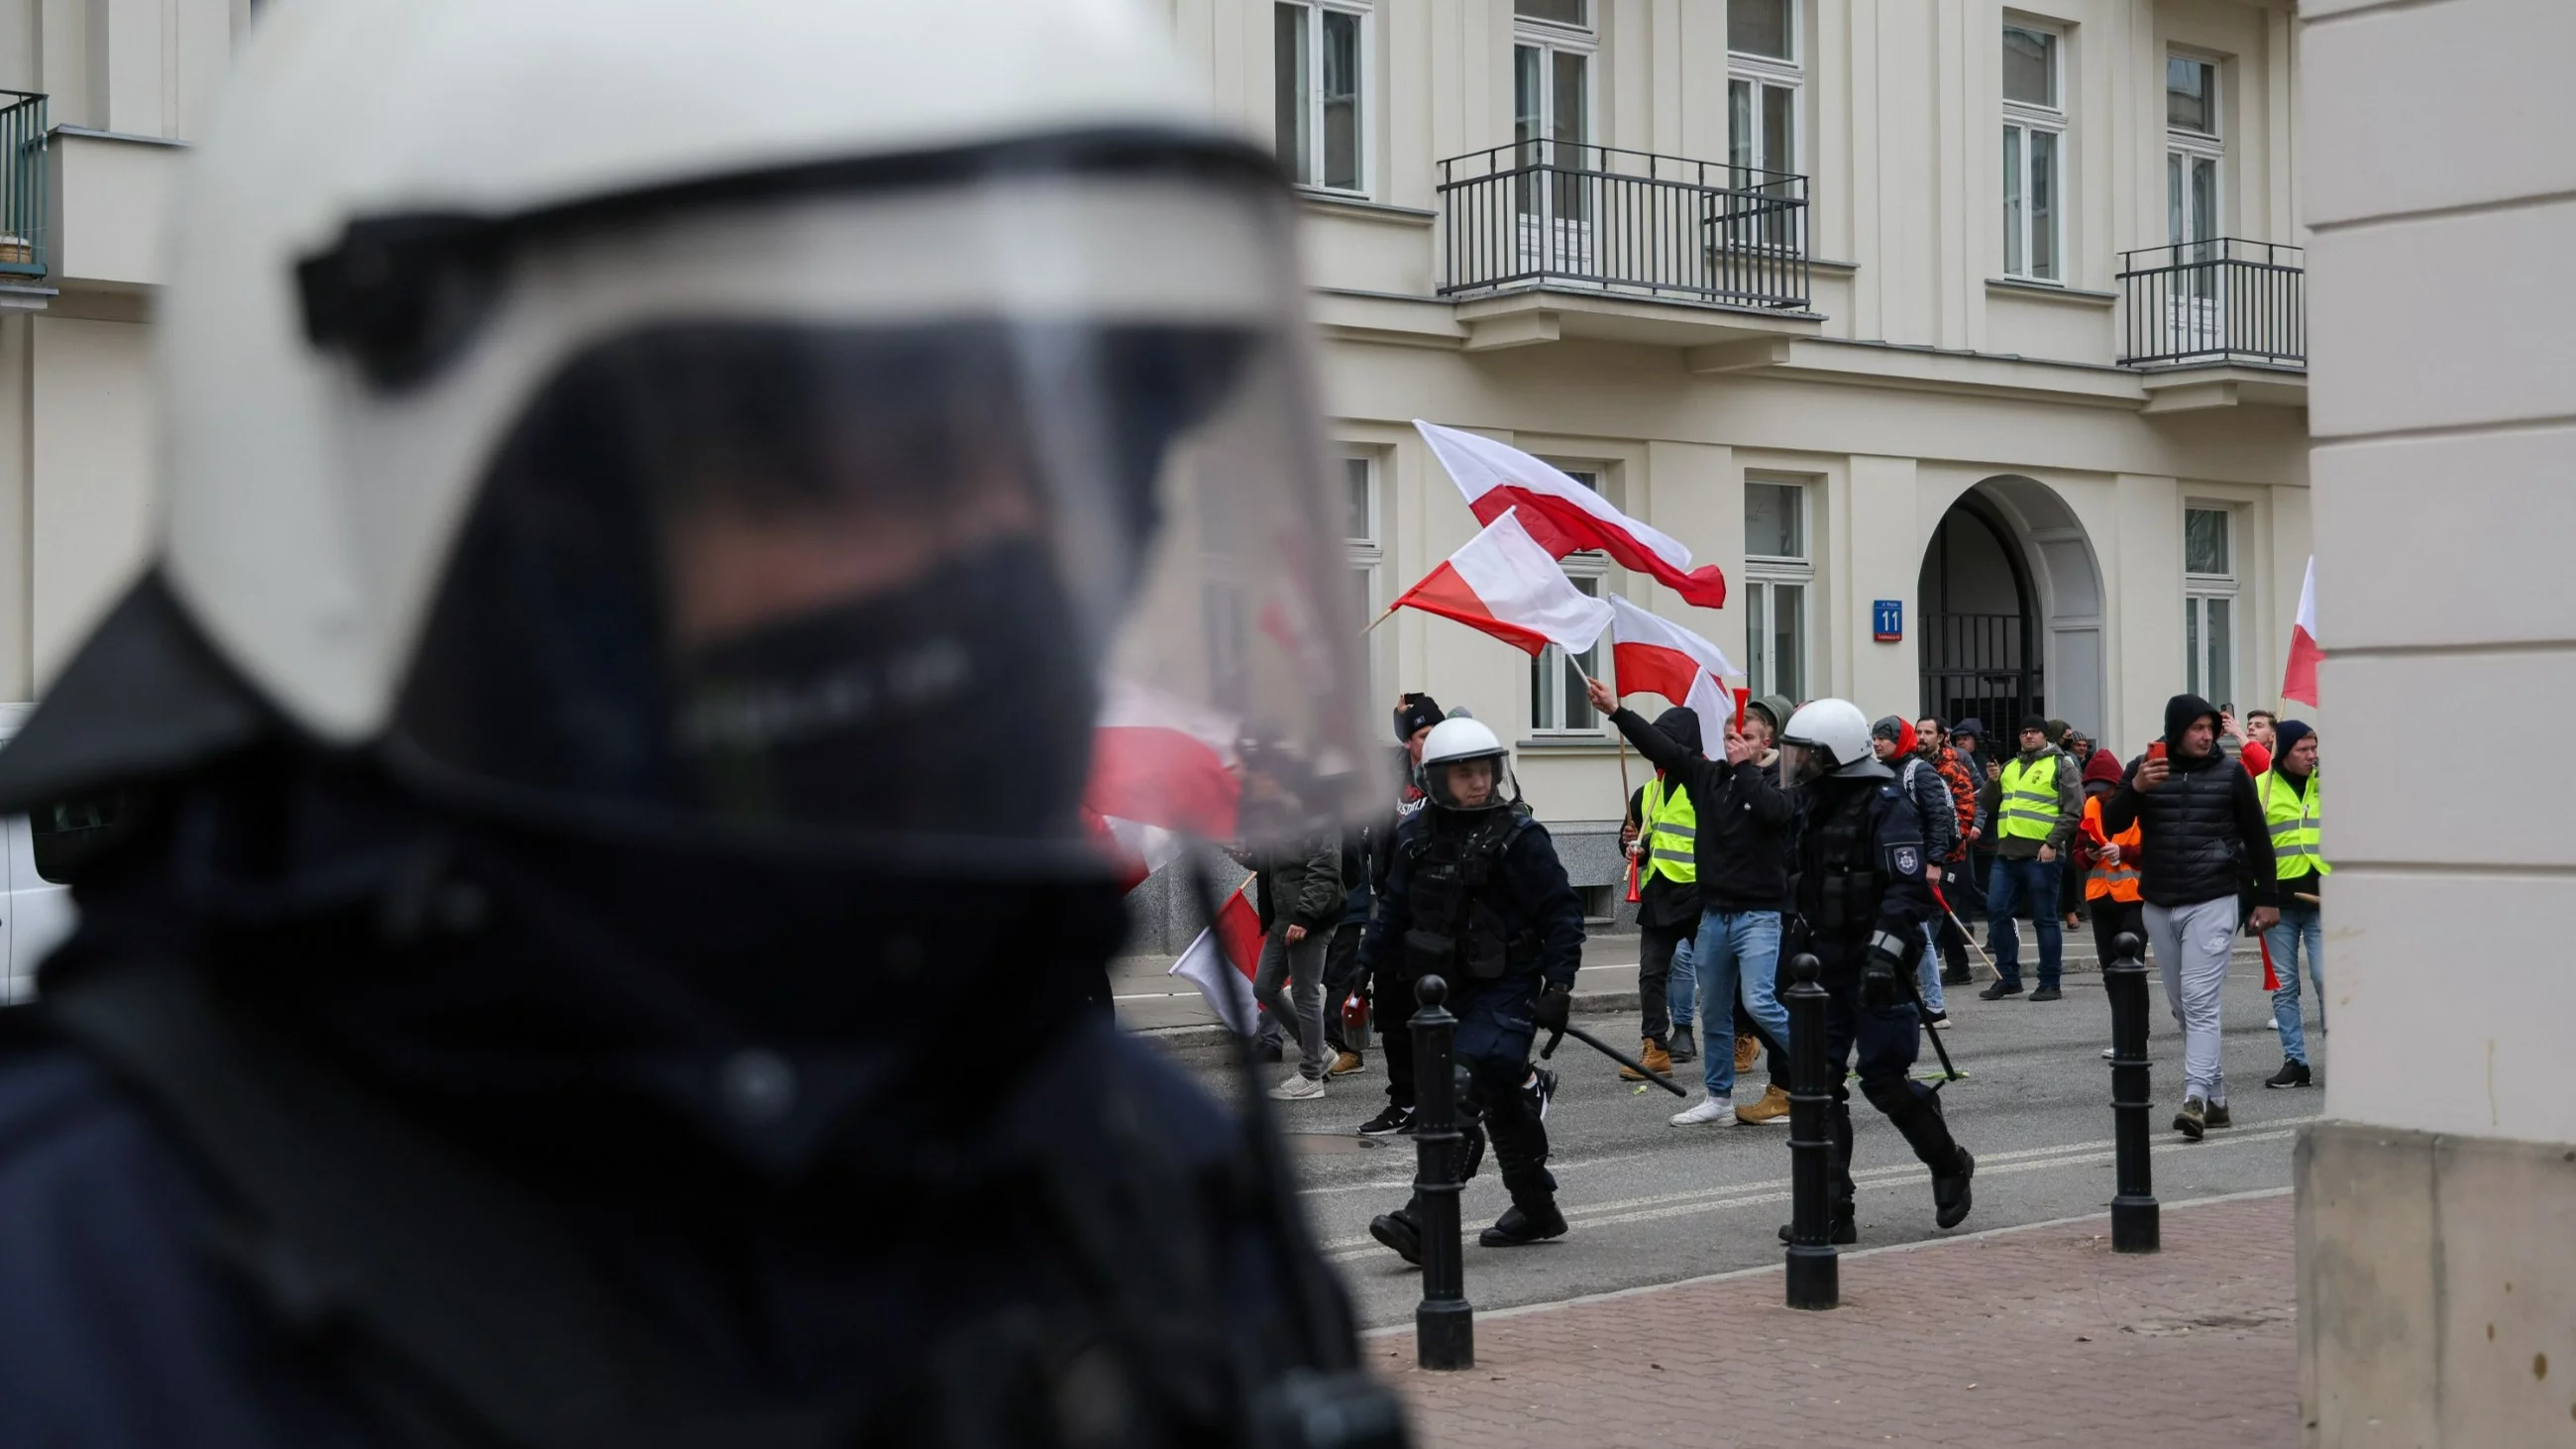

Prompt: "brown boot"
[1733,1034,1761,1074]
[1738,1082,1793,1125]
[1621,1038,1674,1080]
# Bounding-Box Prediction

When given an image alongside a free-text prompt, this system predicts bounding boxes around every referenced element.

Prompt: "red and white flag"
[1087,679,1242,841]
[1168,876,1264,1034]
[1416,419,1729,610]
[2281,556,2321,707]
[1607,596,1737,756]
[1390,510,1614,656]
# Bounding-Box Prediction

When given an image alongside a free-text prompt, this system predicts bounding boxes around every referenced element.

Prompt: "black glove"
[1532,985,1572,1037]
[1861,931,1909,1011]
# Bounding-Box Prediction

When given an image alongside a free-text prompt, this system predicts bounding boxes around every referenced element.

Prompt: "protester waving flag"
[1167,876,1264,1034]
[1387,509,1614,656]
[1416,419,1729,609]
[1607,596,1738,758]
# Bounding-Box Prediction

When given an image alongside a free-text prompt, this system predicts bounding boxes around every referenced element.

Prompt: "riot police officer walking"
[1365,719,1587,1262]
[1771,700,1979,1246]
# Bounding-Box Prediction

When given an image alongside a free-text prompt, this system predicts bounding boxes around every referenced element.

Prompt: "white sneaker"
[1269,1073,1326,1101]
[1669,1097,1737,1127]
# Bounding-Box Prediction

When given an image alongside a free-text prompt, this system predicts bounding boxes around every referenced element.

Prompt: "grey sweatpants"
[1254,925,1329,1081]
[2145,896,2238,1105]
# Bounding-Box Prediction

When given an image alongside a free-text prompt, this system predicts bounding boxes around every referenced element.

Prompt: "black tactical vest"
[1401,810,1536,983]
[1795,783,1887,938]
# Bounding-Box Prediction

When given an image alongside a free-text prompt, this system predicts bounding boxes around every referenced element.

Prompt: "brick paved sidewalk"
[1372,1191,2298,1449]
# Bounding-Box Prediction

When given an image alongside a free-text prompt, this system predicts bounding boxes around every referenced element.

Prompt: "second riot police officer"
[1772,700,1979,1245]
[1363,719,1586,1261]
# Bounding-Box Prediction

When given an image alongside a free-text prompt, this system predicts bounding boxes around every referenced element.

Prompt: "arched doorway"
[1917,477,2104,737]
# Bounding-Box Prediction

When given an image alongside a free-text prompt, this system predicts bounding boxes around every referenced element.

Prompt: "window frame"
[1274,0,1372,197]
[2165,51,2224,254]
[1743,477,1814,708]
[1727,1,1802,252]
[1726,0,1798,66]
[2183,504,2238,711]
[2000,20,2067,283]
[1529,464,1611,736]
[2165,52,2219,141]
[1342,452,1388,699]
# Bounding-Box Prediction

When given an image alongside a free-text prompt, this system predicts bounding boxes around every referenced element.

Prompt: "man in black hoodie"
[2102,694,2280,1140]
[1588,678,1795,1127]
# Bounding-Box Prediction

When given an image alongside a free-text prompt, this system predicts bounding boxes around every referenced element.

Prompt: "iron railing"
[1438,141,1810,311]
[1920,612,2037,731]
[0,90,42,279]
[2116,239,2303,369]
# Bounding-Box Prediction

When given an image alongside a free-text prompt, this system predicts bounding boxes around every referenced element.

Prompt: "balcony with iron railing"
[0,90,44,279]
[1437,141,1814,322]
[2116,239,2304,370]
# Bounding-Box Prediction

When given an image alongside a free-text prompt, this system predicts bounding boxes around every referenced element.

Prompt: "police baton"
[1543,1023,1689,1097]
[1896,965,1967,1090]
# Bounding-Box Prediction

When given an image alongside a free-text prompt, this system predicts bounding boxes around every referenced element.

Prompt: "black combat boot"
[1933,1147,1976,1229]
[1369,1205,1423,1266]
[1478,1199,1568,1247]
[1776,1206,1858,1246]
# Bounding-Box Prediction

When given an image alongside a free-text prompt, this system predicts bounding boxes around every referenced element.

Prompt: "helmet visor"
[387,167,1378,872]
[1776,741,1827,788]
[1422,753,1516,813]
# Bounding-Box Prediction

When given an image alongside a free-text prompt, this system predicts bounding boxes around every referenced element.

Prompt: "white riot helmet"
[1417,718,1516,814]
[1778,699,1881,786]
[0,0,1378,872]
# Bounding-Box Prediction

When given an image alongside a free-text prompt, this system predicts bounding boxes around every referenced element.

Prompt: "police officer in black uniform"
[1364,717,1586,1261]
[1772,699,1978,1245]
[0,3,1407,1444]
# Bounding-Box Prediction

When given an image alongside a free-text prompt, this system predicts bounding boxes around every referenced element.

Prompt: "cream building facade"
[0,2,2308,910]
[1180,0,2311,901]
[2295,0,2574,1441]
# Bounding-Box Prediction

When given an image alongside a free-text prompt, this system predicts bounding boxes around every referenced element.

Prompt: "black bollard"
[1782,953,1838,1310]
[2105,932,2160,1253]
[1411,974,1473,1370]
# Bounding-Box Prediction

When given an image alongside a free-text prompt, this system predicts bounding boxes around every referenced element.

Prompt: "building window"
[2001,22,2064,282]
[1275,3,1367,193]
[1514,0,1587,29]
[1744,479,1811,706]
[1342,453,1386,694]
[1530,467,1607,734]
[2184,505,2236,710]
[1728,0,1800,250]
[2166,54,2222,269]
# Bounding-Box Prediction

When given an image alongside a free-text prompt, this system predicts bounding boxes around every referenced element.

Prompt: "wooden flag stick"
[1575,659,1632,802]
[1362,603,1399,634]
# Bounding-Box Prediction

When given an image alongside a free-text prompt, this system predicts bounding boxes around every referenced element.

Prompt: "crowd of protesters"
[1233,686,2323,1145]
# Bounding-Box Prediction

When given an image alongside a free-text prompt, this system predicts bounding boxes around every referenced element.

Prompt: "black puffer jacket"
[1628,709,1704,931]
[2102,693,2278,910]
[1609,707,1792,913]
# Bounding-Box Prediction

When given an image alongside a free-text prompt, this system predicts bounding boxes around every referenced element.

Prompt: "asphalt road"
[1165,954,2321,1332]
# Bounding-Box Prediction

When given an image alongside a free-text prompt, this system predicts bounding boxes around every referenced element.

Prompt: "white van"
[0,703,105,1003]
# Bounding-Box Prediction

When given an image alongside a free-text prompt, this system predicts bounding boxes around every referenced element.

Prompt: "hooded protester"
[1877,717,1957,1028]
[2103,694,2281,1139]
[1623,707,1706,1074]
[1974,715,2083,1001]
[2253,721,2325,1089]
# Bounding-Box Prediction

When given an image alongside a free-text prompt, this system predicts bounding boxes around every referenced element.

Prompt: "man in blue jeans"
[2256,721,2326,1087]
[1975,716,2081,1002]
[1589,677,1796,1126]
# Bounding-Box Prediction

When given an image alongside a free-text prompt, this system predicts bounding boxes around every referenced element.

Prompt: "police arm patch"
[1891,845,1920,877]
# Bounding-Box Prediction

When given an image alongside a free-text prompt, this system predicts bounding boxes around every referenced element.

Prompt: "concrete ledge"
[2297,1120,2576,1444]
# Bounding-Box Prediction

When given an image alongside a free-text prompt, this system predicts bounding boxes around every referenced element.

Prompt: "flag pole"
[1575,656,1633,802]
[1362,603,1399,634]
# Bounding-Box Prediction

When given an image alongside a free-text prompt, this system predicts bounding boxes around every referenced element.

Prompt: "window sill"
[1295,189,1438,225]
[1517,734,1620,752]
[1986,276,2118,305]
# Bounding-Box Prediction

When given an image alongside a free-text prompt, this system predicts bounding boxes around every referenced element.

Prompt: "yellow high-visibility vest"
[2258,768,2330,878]
[1640,775,1697,885]
[1996,753,2062,843]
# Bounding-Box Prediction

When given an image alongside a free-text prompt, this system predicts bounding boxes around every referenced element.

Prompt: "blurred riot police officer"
[1772,701,1978,1246]
[0,1,1402,1444]
[1363,720,1585,1261]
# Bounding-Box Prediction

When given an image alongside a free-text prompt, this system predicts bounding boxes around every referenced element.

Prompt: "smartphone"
[2147,741,2167,762]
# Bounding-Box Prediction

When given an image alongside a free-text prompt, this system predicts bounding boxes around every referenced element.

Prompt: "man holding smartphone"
[2102,694,2281,1140]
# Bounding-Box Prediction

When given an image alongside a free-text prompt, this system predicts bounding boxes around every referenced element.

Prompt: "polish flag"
[1168,876,1264,1035]
[1087,680,1241,840]
[1390,510,1615,656]
[2281,556,2321,708]
[1607,596,1737,757]
[1417,419,1729,610]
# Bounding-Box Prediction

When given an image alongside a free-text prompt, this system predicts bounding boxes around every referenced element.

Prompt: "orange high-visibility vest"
[2081,796,2142,903]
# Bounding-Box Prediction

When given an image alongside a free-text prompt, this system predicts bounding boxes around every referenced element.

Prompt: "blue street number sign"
[1873,599,1903,642]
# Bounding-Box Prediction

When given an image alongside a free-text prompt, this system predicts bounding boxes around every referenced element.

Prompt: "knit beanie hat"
[2273,720,2314,759]
[1392,693,1445,744]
